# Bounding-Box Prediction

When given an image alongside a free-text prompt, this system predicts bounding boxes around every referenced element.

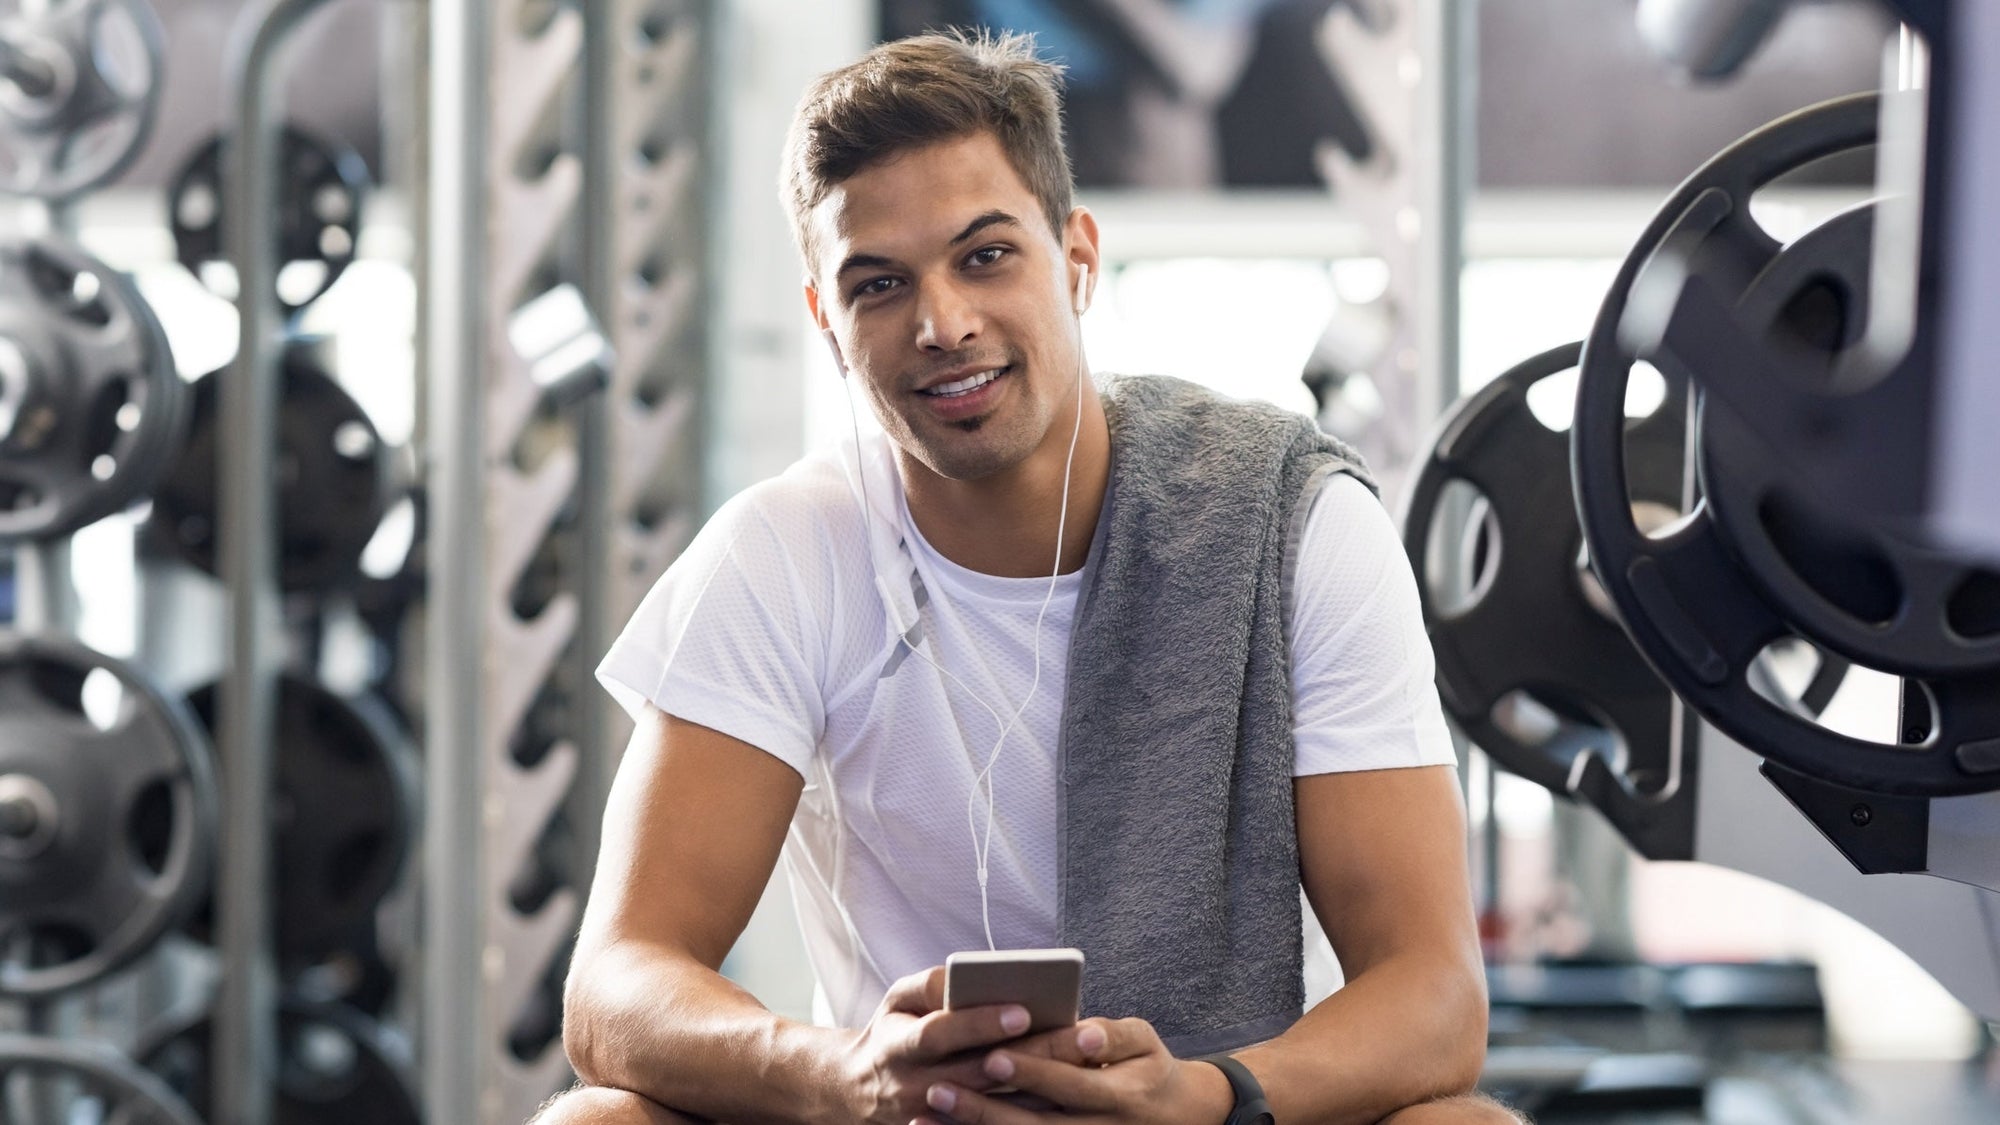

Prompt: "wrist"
[798,1022,874,1125]
[1186,1058,1239,1125]
[1197,1054,1276,1125]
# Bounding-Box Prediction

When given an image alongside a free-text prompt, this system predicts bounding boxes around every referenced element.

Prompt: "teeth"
[924,369,1003,397]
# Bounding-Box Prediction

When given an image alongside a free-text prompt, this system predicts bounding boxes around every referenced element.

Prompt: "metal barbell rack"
[423,1,712,1122]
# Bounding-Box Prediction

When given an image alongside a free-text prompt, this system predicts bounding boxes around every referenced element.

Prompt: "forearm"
[564,939,854,1125]
[1235,955,1487,1125]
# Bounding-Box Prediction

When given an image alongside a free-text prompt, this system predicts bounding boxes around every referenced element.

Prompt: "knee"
[529,1084,703,1125]
[1379,1093,1531,1125]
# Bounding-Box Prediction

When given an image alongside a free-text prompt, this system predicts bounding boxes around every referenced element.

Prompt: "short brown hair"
[781,29,1075,277]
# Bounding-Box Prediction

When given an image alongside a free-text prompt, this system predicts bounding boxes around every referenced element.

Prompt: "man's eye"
[855,277,899,298]
[968,246,1008,267]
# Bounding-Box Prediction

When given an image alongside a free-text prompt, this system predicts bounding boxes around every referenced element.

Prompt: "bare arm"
[563,706,844,1123]
[1235,764,1489,1125]
[563,706,1034,1125]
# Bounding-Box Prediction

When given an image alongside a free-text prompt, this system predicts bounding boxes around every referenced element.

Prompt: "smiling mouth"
[919,367,1009,398]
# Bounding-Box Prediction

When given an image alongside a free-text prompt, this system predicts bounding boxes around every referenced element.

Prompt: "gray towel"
[1057,374,1374,1056]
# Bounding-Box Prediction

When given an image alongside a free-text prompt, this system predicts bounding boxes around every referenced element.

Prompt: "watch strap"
[1197,1054,1275,1125]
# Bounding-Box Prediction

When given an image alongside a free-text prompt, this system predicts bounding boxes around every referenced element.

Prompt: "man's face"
[807,131,1093,482]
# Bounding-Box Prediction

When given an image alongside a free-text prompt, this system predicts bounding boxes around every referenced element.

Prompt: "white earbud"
[821,328,848,378]
[1073,262,1091,316]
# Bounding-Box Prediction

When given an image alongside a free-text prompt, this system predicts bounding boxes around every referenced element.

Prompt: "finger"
[1001,1018,1124,1066]
[902,1004,1034,1063]
[1082,1017,1161,1064]
[927,1051,1016,1093]
[981,1049,1120,1113]
[884,967,948,1015]
[923,1083,1048,1125]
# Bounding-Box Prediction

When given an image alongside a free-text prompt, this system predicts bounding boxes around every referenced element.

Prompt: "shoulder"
[1104,374,1360,474]
[699,446,864,559]
[1296,471,1399,581]
[1305,470,1387,527]
[1102,376,1376,506]
[658,446,876,624]
[1104,373,1311,433]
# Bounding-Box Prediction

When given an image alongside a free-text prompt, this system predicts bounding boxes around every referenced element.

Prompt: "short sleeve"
[596,488,830,779]
[1288,472,1459,775]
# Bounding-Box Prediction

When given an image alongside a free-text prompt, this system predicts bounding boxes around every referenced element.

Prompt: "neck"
[899,383,1111,579]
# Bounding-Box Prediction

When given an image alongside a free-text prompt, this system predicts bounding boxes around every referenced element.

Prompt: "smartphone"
[944,947,1084,1035]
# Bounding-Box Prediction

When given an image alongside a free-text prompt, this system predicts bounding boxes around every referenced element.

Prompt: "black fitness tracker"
[1200,1054,1276,1125]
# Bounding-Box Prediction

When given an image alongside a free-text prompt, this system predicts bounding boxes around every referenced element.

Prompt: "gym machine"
[1408,0,2000,1118]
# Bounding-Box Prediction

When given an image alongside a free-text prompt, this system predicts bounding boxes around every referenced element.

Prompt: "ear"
[804,282,848,377]
[1064,206,1102,317]
[804,279,829,331]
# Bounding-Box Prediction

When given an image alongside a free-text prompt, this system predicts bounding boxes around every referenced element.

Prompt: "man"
[539,29,1519,1125]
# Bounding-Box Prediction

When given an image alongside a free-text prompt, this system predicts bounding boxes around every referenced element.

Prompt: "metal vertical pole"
[574,0,617,907]
[1418,0,1470,414]
[217,3,332,1121]
[1421,0,1477,827]
[12,543,78,636]
[421,0,488,1119]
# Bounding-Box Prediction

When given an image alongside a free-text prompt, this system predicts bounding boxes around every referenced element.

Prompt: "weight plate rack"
[427,1,589,1120]
[0,0,233,1110]
[1309,0,1462,502]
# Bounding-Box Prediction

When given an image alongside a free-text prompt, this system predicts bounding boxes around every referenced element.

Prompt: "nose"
[912,274,981,352]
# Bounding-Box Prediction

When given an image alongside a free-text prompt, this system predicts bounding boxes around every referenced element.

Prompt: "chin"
[907,432,1025,482]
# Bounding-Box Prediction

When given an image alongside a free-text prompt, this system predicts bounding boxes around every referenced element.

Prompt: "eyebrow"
[832,210,1026,281]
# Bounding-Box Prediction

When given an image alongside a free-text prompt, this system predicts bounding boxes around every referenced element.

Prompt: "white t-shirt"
[597,430,1457,1029]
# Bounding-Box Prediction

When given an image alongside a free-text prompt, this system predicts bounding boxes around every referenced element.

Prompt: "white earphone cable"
[964,341,1084,950]
[841,265,1090,951]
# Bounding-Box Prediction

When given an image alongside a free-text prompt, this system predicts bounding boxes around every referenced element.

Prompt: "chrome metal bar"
[574,0,615,891]
[216,1,334,1121]
[1421,0,1471,413]
[421,0,488,1118]
[12,542,78,637]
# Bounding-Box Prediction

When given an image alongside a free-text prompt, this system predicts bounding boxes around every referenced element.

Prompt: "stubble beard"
[896,400,1047,482]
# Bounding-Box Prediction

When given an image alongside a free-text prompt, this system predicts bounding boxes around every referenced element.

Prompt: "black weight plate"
[1700,203,2000,677]
[0,1033,206,1125]
[1403,342,1689,799]
[0,635,216,998]
[0,0,167,201]
[1574,93,2000,797]
[0,236,187,542]
[137,998,422,1125]
[183,675,419,960]
[150,342,390,593]
[168,125,367,315]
